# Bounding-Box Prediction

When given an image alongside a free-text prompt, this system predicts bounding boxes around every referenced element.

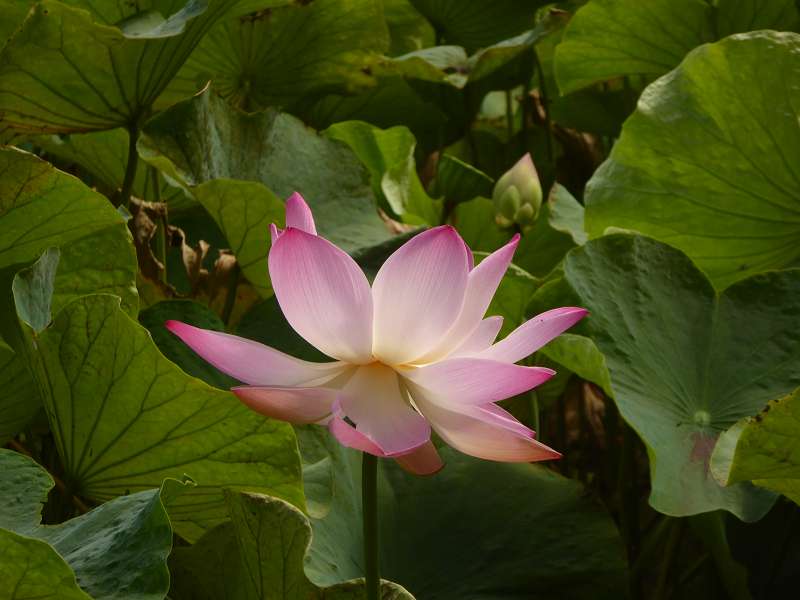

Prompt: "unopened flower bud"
[492,153,542,228]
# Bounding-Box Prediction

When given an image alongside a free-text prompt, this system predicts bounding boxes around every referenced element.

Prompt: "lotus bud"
[492,153,542,229]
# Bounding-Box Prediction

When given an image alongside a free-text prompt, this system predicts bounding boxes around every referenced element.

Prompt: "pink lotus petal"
[285,192,317,235]
[232,386,337,424]
[269,228,374,363]
[394,441,444,476]
[371,226,470,365]
[403,358,555,406]
[329,414,387,456]
[479,307,588,364]
[449,316,503,357]
[340,365,430,456]
[477,403,536,438]
[270,223,281,245]
[415,395,561,463]
[420,235,519,362]
[165,321,346,386]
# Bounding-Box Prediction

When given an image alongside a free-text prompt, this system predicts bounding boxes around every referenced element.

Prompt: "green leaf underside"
[585,32,800,289]
[172,428,628,599]
[0,0,238,134]
[139,88,393,296]
[0,147,137,315]
[554,0,800,94]
[712,387,800,505]
[0,448,190,600]
[26,293,303,542]
[168,0,389,112]
[0,341,39,445]
[564,234,800,520]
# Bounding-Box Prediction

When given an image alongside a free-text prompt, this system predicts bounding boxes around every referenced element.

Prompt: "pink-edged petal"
[270,223,281,245]
[371,226,470,365]
[419,235,519,362]
[394,441,444,476]
[285,192,316,235]
[329,413,386,456]
[415,395,561,463]
[269,228,373,363]
[448,316,503,357]
[478,307,588,364]
[403,358,555,406]
[165,321,346,386]
[232,386,337,424]
[339,365,430,456]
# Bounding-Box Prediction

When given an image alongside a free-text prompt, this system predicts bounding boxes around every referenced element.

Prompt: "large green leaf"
[712,387,800,505]
[585,32,800,289]
[325,120,441,225]
[169,490,415,600]
[554,0,799,94]
[0,147,137,315]
[0,448,190,600]
[172,428,627,599]
[562,234,800,520]
[16,292,303,542]
[0,0,237,134]
[309,429,627,598]
[169,0,389,112]
[139,88,394,296]
[407,0,547,53]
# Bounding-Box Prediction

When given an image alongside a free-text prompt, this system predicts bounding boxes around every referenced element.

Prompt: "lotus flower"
[166,193,586,475]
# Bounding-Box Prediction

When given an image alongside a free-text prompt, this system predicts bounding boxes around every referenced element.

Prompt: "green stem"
[532,49,554,164]
[530,391,541,440]
[505,89,514,141]
[362,452,380,600]
[653,519,683,600]
[221,263,240,327]
[120,124,140,209]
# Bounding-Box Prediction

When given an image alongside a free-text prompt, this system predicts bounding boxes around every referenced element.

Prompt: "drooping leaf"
[169,490,415,600]
[0,0,238,134]
[139,88,394,297]
[431,153,493,205]
[0,448,191,600]
[585,32,800,289]
[554,0,799,94]
[712,387,800,505]
[563,234,800,520]
[407,0,548,53]
[169,0,389,112]
[325,120,441,224]
[18,293,304,541]
[0,147,137,315]
[31,129,189,210]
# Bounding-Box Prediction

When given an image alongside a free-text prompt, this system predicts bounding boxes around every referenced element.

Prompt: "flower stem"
[120,123,140,209]
[362,452,380,600]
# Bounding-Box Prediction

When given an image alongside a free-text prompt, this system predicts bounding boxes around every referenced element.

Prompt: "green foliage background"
[1,0,799,598]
